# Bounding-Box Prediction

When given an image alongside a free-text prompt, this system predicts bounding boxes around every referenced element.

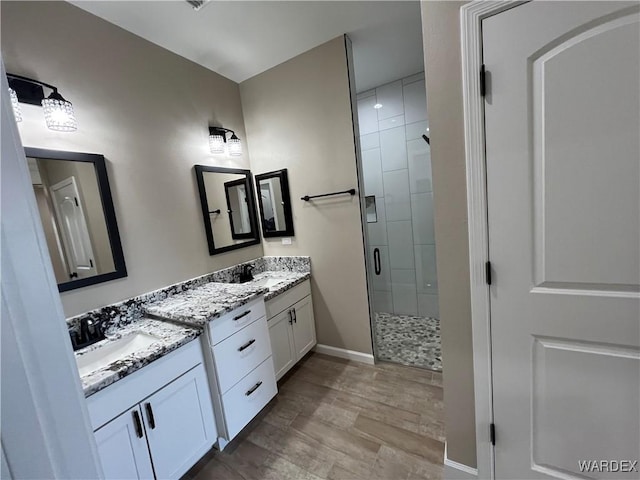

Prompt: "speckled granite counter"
[144,270,312,327]
[144,282,268,327]
[71,256,311,396]
[76,318,200,397]
[68,256,311,335]
[254,271,312,301]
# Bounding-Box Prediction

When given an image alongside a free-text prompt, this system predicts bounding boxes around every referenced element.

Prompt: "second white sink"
[76,332,161,377]
[250,277,286,290]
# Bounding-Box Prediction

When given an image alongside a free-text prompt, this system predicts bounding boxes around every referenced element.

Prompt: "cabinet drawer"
[221,357,277,439]
[266,280,311,319]
[209,297,266,345]
[213,317,271,393]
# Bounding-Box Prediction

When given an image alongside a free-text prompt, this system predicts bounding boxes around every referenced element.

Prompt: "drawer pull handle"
[292,307,297,324]
[132,410,143,438]
[288,309,293,325]
[233,310,251,321]
[238,339,256,352]
[245,381,263,396]
[145,402,156,429]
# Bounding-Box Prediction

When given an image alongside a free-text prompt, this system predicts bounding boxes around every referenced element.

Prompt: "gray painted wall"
[240,37,373,355]
[1,1,263,317]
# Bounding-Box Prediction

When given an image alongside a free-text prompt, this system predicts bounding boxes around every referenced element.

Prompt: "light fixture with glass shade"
[8,87,22,122]
[208,126,242,156]
[7,73,77,131]
[227,133,242,156]
[42,90,77,131]
[209,130,226,154]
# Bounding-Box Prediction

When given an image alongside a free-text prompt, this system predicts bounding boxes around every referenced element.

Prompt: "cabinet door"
[143,364,217,480]
[291,295,316,359]
[268,308,296,380]
[94,405,155,480]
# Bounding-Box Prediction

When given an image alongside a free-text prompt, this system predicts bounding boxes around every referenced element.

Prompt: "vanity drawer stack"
[205,296,277,441]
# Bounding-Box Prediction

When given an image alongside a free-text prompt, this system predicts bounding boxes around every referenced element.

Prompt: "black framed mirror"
[24,147,127,292]
[194,165,260,255]
[255,169,295,238]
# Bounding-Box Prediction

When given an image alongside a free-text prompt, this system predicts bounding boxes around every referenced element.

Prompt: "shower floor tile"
[373,312,442,371]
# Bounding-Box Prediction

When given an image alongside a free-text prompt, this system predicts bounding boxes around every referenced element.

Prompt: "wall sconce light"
[208,126,242,156]
[8,87,22,122]
[7,73,77,131]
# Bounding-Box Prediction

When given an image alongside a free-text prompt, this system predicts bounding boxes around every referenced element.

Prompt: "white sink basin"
[251,277,286,290]
[76,332,161,377]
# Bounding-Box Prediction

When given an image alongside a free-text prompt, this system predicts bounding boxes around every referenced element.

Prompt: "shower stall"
[356,73,441,371]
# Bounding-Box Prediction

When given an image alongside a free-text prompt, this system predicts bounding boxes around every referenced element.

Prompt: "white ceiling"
[70,1,424,93]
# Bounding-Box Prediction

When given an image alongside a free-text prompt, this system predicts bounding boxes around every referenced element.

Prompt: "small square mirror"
[255,169,295,238]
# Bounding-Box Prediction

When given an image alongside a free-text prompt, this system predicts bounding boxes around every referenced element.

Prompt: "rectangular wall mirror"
[255,169,294,237]
[194,165,260,255]
[25,147,127,292]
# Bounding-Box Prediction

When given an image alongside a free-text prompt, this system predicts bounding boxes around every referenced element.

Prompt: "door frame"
[459,2,527,479]
[1,62,102,478]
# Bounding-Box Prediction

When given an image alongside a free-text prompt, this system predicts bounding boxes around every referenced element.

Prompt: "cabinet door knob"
[145,402,156,429]
[132,410,143,438]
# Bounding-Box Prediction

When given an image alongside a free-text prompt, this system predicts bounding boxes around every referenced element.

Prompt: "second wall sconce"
[7,73,77,131]
[209,126,242,156]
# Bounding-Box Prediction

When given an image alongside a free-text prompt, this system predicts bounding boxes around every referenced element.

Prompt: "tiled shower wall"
[357,72,439,318]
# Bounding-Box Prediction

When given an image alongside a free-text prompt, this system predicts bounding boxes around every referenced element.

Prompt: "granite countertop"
[76,318,201,397]
[144,270,311,327]
[255,270,312,301]
[144,282,268,327]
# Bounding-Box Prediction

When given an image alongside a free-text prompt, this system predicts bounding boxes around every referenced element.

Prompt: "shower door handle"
[373,248,381,275]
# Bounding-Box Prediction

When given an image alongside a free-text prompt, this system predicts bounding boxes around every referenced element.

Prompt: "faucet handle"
[69,330,80,350]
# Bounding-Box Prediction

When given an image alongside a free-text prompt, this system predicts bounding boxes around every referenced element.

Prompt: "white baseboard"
[313,344,375,365]
[444,443,478,480]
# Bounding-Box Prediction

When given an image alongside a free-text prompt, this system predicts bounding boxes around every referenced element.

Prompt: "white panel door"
[268,309,296,380]
[143,364,216,480]
[292,295,317,359]
[483,2,640,479]
[93,405,155,480]
[50,176,96,279]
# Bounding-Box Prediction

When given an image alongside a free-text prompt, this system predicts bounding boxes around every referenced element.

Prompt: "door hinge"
[74,197,79,207]
[490,423,496,446]
[485,261,492,285]
[480,64,486,97]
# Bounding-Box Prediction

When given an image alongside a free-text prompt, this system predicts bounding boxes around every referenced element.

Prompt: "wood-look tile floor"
[184,353,445,480]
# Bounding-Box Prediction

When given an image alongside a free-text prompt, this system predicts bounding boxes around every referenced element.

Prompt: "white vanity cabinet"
[202,296,278,446]
[267,279,316,380]
[93,405,155,480]
[88,340,216,480]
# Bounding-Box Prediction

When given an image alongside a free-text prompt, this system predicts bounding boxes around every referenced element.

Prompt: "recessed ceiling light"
[373,103,383,109]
